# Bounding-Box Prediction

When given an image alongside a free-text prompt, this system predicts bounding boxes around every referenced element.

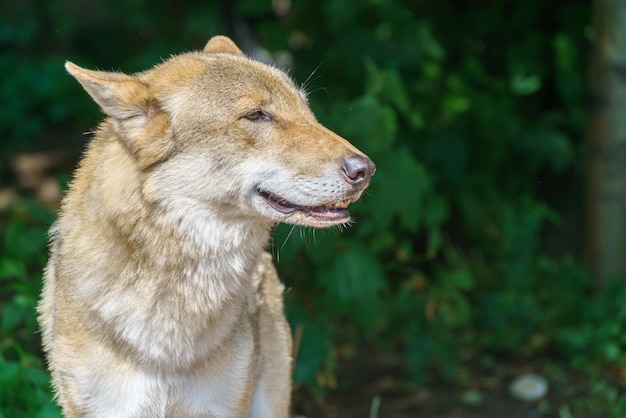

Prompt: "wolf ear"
[65,61,173,169]
[65,61,157,121]
[203,36,244,55]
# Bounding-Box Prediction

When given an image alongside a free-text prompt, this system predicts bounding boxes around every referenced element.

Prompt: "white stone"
[508,373,549,402]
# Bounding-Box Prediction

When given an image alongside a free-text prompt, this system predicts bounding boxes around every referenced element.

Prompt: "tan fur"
[38,36,374,418]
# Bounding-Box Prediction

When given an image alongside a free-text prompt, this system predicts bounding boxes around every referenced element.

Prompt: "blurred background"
[1,0,625,417]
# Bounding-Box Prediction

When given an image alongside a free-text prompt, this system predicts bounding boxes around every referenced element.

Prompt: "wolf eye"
[243,110,272,122]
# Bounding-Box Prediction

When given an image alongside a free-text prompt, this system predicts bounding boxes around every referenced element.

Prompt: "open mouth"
[256,189,351,221]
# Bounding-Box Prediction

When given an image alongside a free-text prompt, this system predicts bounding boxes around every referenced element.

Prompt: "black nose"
[342,155,376,186]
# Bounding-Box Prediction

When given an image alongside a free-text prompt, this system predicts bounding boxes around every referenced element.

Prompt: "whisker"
[280,224,298,252]
[305,86,328,96]
[302,61,324,92]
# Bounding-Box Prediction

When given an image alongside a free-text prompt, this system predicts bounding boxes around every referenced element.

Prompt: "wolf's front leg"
[248,254,293,418]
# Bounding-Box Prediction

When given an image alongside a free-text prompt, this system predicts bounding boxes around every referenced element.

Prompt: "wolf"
[38,35,375,417]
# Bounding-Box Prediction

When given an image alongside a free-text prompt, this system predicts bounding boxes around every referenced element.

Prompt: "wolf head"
[66,36,375,228]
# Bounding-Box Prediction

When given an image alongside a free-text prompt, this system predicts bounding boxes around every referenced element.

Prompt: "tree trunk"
[586,0,626,287]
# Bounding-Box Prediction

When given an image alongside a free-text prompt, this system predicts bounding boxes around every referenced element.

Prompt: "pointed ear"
[65,61,155,120]
[203,36,243,55]
[66,61,174,169]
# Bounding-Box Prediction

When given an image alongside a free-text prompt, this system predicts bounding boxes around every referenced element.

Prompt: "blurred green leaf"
[4,223,48,259]
[366,148,430,231]
[364,59,410,114]
[333,95,397,157]
[442,268,474,291]
[0,362,20,384]
[510,73,542,95]
[291,316,333,393]
[518,128,574,173]
[0,259,27,281]
[2,297,27,332]
[319,241,388,326]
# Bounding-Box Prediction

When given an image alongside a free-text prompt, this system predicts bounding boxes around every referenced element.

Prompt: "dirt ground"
[292,350,612,418]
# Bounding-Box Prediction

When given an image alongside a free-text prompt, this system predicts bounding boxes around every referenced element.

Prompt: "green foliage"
[268,0,605,392]
[1,0,624,415]
[0,0,222,154]
[0,199,60,417]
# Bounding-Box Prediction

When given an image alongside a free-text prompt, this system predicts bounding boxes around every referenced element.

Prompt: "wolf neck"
[152,199,272,282]
[128,192,272,307]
